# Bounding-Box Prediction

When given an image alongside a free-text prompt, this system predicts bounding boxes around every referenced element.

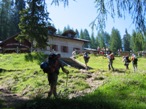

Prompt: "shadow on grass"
[0,68,21,73]
[16,97,120,109]
[114,69,125,73]
[1,87,145,109]
[16,89,144,109]
[0,89,120,109]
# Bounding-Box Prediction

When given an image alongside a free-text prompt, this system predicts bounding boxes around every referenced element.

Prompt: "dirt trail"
[0,70,106,108]
[68,70,105,99]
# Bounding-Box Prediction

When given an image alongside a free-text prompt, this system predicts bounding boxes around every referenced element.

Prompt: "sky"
[46,0,135,37]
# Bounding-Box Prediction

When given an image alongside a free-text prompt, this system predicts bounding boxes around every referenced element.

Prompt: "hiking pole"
[66,73,68,88]
[58,73,69,98]
[64,73,69,92]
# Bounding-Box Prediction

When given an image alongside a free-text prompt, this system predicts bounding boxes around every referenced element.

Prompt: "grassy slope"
[0,53,90,98]
[0,53,146,109]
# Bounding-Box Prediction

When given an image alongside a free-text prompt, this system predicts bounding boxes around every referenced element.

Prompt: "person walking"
[122,55,131,70]
[131,54,138,72]
[107,52,115,71]
[72,49,77,59]
[46,53,69,98]
[83,51,90,70]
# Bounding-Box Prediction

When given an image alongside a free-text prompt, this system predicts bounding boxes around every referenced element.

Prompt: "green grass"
[91,73,146,109]
[0,53,91,97]
[0,53,146,109]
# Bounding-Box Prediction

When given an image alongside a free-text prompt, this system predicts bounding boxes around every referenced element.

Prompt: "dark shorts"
[124,62,129,66]
[84,57,89,63]
[108,59,113,64]
[47,72,58,86]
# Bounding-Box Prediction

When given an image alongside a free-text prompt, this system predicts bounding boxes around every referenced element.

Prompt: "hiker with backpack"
[131,54,138,72]
[83,51,90,70]
[72,49,77,59]
[122,55,131,70]
[107,52,115,71]
[41,53,69,98]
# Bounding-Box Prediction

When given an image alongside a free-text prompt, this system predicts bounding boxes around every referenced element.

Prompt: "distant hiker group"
[103,49,139,72]
[40,51,139,98]
[122,54,138,71]
[106,51,138,72]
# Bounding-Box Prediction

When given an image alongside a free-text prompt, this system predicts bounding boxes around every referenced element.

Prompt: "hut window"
[51,44,58,51]
[61,46,68,53]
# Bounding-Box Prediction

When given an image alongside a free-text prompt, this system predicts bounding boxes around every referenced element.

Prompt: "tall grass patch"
[84,72,146,109]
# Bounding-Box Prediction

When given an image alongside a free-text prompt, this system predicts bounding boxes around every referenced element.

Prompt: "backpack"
[40,53,58,73]
[40,61,49,73]
[125,56,131,62]
[132,57,138,64]
[110,54,115,60]
[84,52,90,59]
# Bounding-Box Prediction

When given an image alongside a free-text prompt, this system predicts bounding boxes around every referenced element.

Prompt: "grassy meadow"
[0,52,146,109]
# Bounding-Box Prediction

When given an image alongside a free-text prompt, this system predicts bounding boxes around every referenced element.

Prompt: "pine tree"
[57,28,62,34]
[0,0,11,40]
[131,31,145,52]
[95,35,99,48]
[97,31,105,48]
[90,33,97,49]
[110,28,122,53]
[83,29,90,48]
[79,29,84,39]
[123,29,131,51]
[75,29,79,38]
[18,0,50,49]
[12,0,26,33]
[103,31,110,49]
